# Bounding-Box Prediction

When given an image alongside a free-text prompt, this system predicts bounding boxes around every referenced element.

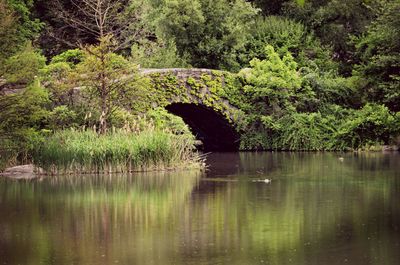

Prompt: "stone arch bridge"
[141,68,243,151]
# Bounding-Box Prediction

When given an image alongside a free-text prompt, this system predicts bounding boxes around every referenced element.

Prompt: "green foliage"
[40,49,90,108]
[33,129,201,174]
[39,61,75,108]
[154,0,259,71]
[2,43,46,84]
[239,112,338,151]
[232,43,400,151]
[354,1,400,111]
[6,0,43,41]
[239,45,305,116]
[240,16,337,72]
[69,36,150,133]
[281,0,381,74]
[0,0,17,61]
[334,104,400,150]
[273,112,336,150]
[301,69,361,110]
[50,49,85,67]
[131,39,189,68]
[146,108,193,136]
[0,80,50,167]
[0,0,42,61]
[0,80,49,131]
[239,102,400,151]
[47,105,78,130]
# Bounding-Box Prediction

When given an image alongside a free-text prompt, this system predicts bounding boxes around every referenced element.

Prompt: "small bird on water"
[252,179,271,184]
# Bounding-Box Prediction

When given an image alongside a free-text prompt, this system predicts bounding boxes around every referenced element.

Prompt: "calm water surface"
[0,152,399,265]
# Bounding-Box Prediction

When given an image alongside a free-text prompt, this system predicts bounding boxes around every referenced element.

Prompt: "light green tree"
[239,45,306,117]
[70,35,149,134]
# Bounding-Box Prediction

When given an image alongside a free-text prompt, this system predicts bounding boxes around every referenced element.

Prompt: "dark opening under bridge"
[141,68,243,151]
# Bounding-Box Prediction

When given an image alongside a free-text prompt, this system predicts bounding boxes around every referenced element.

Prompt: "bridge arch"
[165,103,239,151]
[143,68,244,151]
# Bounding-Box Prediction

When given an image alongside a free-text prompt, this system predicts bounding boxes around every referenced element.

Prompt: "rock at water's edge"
[0,164,43,180]
[382,145,399,152]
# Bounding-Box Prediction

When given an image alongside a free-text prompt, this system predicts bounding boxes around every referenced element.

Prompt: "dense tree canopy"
[153,0,259,70]
[354,1,400,111]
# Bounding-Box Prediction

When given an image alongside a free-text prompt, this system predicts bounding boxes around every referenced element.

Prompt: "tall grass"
[33,129,202,174]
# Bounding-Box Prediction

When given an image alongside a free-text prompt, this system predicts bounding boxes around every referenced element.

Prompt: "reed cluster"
[33,129,202,174]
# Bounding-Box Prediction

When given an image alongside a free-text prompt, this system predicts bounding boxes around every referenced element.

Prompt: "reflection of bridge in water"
[141,68,241,151]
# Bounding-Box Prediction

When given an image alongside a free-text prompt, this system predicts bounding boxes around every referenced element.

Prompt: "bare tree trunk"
[99,100,108,134]
[51,0,150,51]
[99,53,108,134]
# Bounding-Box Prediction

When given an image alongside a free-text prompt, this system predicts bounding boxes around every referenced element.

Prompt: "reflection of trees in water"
[238,151,400,177]
[0,171,202,265]
[181,152,400,264]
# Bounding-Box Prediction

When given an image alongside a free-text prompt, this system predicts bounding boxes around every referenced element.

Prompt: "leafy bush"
[131,40,189,68]
[238,45,306,117]
[48,105,78,130]
[301,69,361,110]
[240,16,337,72]
[275,112,336,151]
[0,80,49,167]
[333,104,400,150]
[146,107,193,136]
[353,1,400,111]
[2,44,46,84]
[50,49,85,67]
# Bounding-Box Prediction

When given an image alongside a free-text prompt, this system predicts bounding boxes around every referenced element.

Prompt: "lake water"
[0,152,399,265]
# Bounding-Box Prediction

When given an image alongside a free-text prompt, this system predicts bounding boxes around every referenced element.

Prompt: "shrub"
[2,43,46,84]
[240,16,337,72]
[334,104,400,150]
[50,49,85,67]
[275,112,336,151]
[0,81,49,167]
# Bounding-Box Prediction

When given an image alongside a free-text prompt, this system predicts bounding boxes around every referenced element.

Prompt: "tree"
[239,45,305,117]
[6,0,43,40]
[354,1,400,111]
[0,0,43,61]
[35,0,154,133]
[239,16,337,72]
[154,0,259,71]
[2,43,46,85]
[70,35,147,134]
[0,0,17,61]
[130,39,188,68]
[281,0,380,74]
[0,79,49,162]
[43,0,152,52]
